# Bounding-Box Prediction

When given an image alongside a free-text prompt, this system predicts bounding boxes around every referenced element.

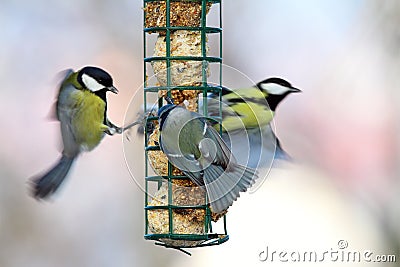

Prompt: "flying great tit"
[207,77,301,132]
[205,77,301,168]
[158,104,258,213]
[138,77,301,169]
[30,66,121,199]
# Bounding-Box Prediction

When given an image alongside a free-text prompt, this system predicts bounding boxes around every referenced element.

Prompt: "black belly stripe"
[94,89,108,125]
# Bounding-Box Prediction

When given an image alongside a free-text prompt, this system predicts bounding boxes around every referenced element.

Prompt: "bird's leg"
[105,118,147,135]
[121,108,159,134]
[105,125,120,135]
[104,119,122,135]
[105,107,158,136]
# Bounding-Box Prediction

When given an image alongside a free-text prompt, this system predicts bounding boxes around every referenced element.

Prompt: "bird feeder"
[143,0,226,254]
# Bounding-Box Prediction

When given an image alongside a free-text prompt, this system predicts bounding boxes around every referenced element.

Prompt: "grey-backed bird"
[157,104,258,213]
[30,66,121,199]
[204,77,301,168]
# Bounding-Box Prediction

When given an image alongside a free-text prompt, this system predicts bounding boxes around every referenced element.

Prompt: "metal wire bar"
[143,0,226,251]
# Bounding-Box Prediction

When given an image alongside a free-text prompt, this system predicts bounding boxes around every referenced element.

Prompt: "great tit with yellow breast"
[158,103,258,213]
[204,77,301,168]
[30,66,121,199]
[208,77,301,132]
[139,77,301,168]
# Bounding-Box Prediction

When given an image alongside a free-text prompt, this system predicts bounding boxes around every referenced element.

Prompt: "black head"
[256,77,301,111]
[77,66,118,94]
[158,104,177,130]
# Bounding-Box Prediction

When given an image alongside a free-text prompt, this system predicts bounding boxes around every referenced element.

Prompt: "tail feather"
[203,164,257,213]
[30,155,75,199]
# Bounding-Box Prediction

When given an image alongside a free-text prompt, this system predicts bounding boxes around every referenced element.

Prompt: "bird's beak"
[108,86,119,94]
[290,87,302,93]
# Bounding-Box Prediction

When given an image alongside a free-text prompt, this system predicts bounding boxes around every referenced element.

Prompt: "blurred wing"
[47,101,59,121]
[51,69,74,121]
[56,69,74,84]
[207,87,241,118]
[57,82,81,156]
[44,69,75,153]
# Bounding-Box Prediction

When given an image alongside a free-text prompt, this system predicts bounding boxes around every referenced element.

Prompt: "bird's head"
[78,66,118,94]
[256,77,301,111]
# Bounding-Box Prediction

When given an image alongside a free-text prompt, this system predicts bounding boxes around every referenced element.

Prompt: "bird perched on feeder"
[157,103,258,213]
[30,66,122,199]
[205,77,301,168]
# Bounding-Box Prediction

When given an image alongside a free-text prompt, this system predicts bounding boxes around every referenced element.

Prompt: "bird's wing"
[201,122,236,169]
[52,69,74,121]
[57,69,75,83]
[56,82,81,157]
[47,69,74,121]
[206,89,240,118]
[203,163,257,213]
[200,120,259,213]
[160,134,205,186]
[207,87,273,132]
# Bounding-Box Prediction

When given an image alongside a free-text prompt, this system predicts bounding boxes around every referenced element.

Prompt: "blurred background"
[0,0,399,266]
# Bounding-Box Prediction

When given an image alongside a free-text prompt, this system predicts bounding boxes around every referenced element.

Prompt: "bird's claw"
[115,126,123,134]
[105,126,121,135]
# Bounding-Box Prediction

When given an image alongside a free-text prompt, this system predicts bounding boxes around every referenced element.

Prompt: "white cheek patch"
[260,83,290,95]
[82,74,104,92]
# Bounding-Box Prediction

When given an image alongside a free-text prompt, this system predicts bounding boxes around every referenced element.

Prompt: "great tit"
[139,78,300,168]
[158,104,258,213]
[205,77,301,168]
[208,77,301,132]
[30,66,121,199]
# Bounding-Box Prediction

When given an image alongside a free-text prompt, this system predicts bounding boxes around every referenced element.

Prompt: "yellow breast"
[72,90,107,151]
[221,103,274,132]
[219,88,274,132]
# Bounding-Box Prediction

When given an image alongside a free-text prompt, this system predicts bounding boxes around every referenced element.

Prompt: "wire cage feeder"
[142,0,227,253]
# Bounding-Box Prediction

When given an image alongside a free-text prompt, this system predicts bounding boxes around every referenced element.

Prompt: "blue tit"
[206,77,301,168]
[30,66,121,199]
[158,104,258,213]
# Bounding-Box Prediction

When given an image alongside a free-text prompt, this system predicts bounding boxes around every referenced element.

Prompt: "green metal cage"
[142,0,227,254]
